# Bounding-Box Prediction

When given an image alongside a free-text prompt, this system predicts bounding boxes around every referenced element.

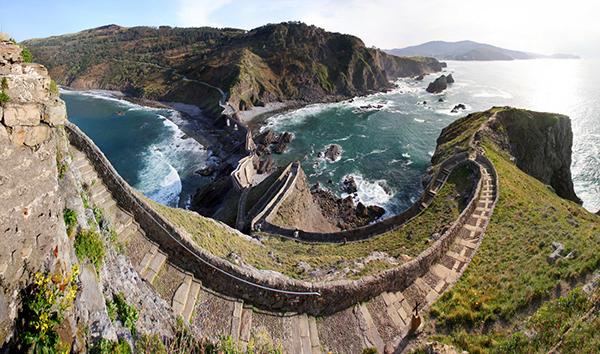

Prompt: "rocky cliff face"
[486,108,582,204]
[0,40,71,341]
[434,107,581,204]
[23,22,444,116]
[0,40,174,352]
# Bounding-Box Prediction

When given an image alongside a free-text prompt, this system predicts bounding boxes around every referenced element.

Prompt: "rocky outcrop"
[451,103,466,113]
[24,22,444,117]
[426,74,453,93]
[321,144,342,162]
[311,184,385,230]
[487,108,582,204]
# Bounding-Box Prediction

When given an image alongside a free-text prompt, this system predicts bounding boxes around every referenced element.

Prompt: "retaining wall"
[66,122,492,316]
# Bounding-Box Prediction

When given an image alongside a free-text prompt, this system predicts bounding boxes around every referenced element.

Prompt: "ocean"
[263,59,600,214]
[62,91,211,208]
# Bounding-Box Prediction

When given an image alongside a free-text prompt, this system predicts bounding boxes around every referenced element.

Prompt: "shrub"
[1,77,8,91]
[63,208,77,237]
[107,293,139,336]
[74,229,105,271]
[0,91,9,105]
[21,46,33,63]
[90,338,132,354]
[50,79,59,95]
[17,266,79,353]
[92,206,104,225]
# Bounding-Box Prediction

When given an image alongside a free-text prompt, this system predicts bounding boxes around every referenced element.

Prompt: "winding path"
[66,120,498,352]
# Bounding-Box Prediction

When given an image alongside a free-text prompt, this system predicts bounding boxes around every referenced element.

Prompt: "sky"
[2,0,599,57]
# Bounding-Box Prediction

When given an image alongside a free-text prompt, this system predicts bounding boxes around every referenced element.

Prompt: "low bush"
[107,293,139,336]
[63,208,77,237]
[74,230,105,271]
[90,338,132,354]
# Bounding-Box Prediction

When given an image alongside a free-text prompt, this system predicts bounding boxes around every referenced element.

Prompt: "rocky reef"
[24,22,444,117]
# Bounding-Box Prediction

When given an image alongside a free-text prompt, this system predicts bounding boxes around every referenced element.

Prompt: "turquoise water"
[62,91,210,208]
[265,59,600,213]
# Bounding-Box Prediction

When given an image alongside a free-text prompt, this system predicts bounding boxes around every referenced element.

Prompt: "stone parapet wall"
[66,121,492,315]
[261,152,471,242]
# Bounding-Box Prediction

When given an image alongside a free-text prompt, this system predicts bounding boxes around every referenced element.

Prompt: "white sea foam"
[340,173,393,208]
[414,118,425,123]
[402,153,411,159]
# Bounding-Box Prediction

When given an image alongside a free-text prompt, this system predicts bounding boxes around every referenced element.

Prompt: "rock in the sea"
[256,129,277,145]
[446,74,455,84]
[323,144,342,162]
[196,165,215,176]
[272,131,294,154]
[342,175,358,194]
[451,104,467,113]
[356,203,385,220]
[415,74,425,81]
[426,74,453,94]
[438,98,444,102]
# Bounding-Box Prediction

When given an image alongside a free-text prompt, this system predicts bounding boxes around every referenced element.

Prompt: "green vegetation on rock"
[63,208,77,237]
[16,266,79,353]
[106,292,139,336]
[74,229,105,272]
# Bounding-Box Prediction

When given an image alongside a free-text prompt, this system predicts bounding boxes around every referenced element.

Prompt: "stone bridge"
[65,121,498,353]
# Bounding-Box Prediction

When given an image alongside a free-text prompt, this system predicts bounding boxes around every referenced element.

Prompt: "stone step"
[239,307,253,349]
[292,314,313,354]
[355,304,385,352]
[308,316,321,354]
[139,246,167,283]
[182,281,201,322]
[230,301,244,342]
[172,275,193,316]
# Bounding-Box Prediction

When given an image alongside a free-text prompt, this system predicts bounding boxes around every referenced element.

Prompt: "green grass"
[428,142,600,353]
[150,165,474,280]
[74,230,106,272]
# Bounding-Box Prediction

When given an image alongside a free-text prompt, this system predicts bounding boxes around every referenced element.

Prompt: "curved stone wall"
[259,152,471,242]
[66,121,495,316]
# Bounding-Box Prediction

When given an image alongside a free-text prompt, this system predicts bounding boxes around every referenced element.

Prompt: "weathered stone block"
[0,42,22,64]
[9,126,26,145]
[4,74,50,102]
[3,103,42,127]
[43,99,67,126]
[24,124,51,147]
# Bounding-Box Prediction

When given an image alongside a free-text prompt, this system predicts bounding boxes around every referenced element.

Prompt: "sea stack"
[426,74,454,93]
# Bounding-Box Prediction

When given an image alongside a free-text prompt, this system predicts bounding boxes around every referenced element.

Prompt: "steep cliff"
[486,108,582,204]
[23,22,444,116]
[433,107,581,204]
[0,40,175,353]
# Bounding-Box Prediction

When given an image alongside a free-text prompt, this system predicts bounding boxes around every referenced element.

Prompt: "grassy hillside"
[418,107,600,353]
[23,22,443,116]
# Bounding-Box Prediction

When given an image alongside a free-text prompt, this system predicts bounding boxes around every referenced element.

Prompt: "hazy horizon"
[2,0,599,58]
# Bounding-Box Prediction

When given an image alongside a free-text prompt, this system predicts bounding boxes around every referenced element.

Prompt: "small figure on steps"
[410,301,422,332]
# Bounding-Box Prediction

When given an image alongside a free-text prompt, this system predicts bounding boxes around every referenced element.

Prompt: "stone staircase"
[69,144,497,353]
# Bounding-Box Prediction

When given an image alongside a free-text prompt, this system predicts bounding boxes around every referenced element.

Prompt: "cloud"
[177,0,233,27]
[175,0,600,57]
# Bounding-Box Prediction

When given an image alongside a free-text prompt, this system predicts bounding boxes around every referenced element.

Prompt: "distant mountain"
[385,40,579,61]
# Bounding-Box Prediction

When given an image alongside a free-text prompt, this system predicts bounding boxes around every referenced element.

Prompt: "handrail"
[65,122,320,297]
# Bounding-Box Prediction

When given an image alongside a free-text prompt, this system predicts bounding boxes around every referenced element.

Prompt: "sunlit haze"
[2,0,599,57]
